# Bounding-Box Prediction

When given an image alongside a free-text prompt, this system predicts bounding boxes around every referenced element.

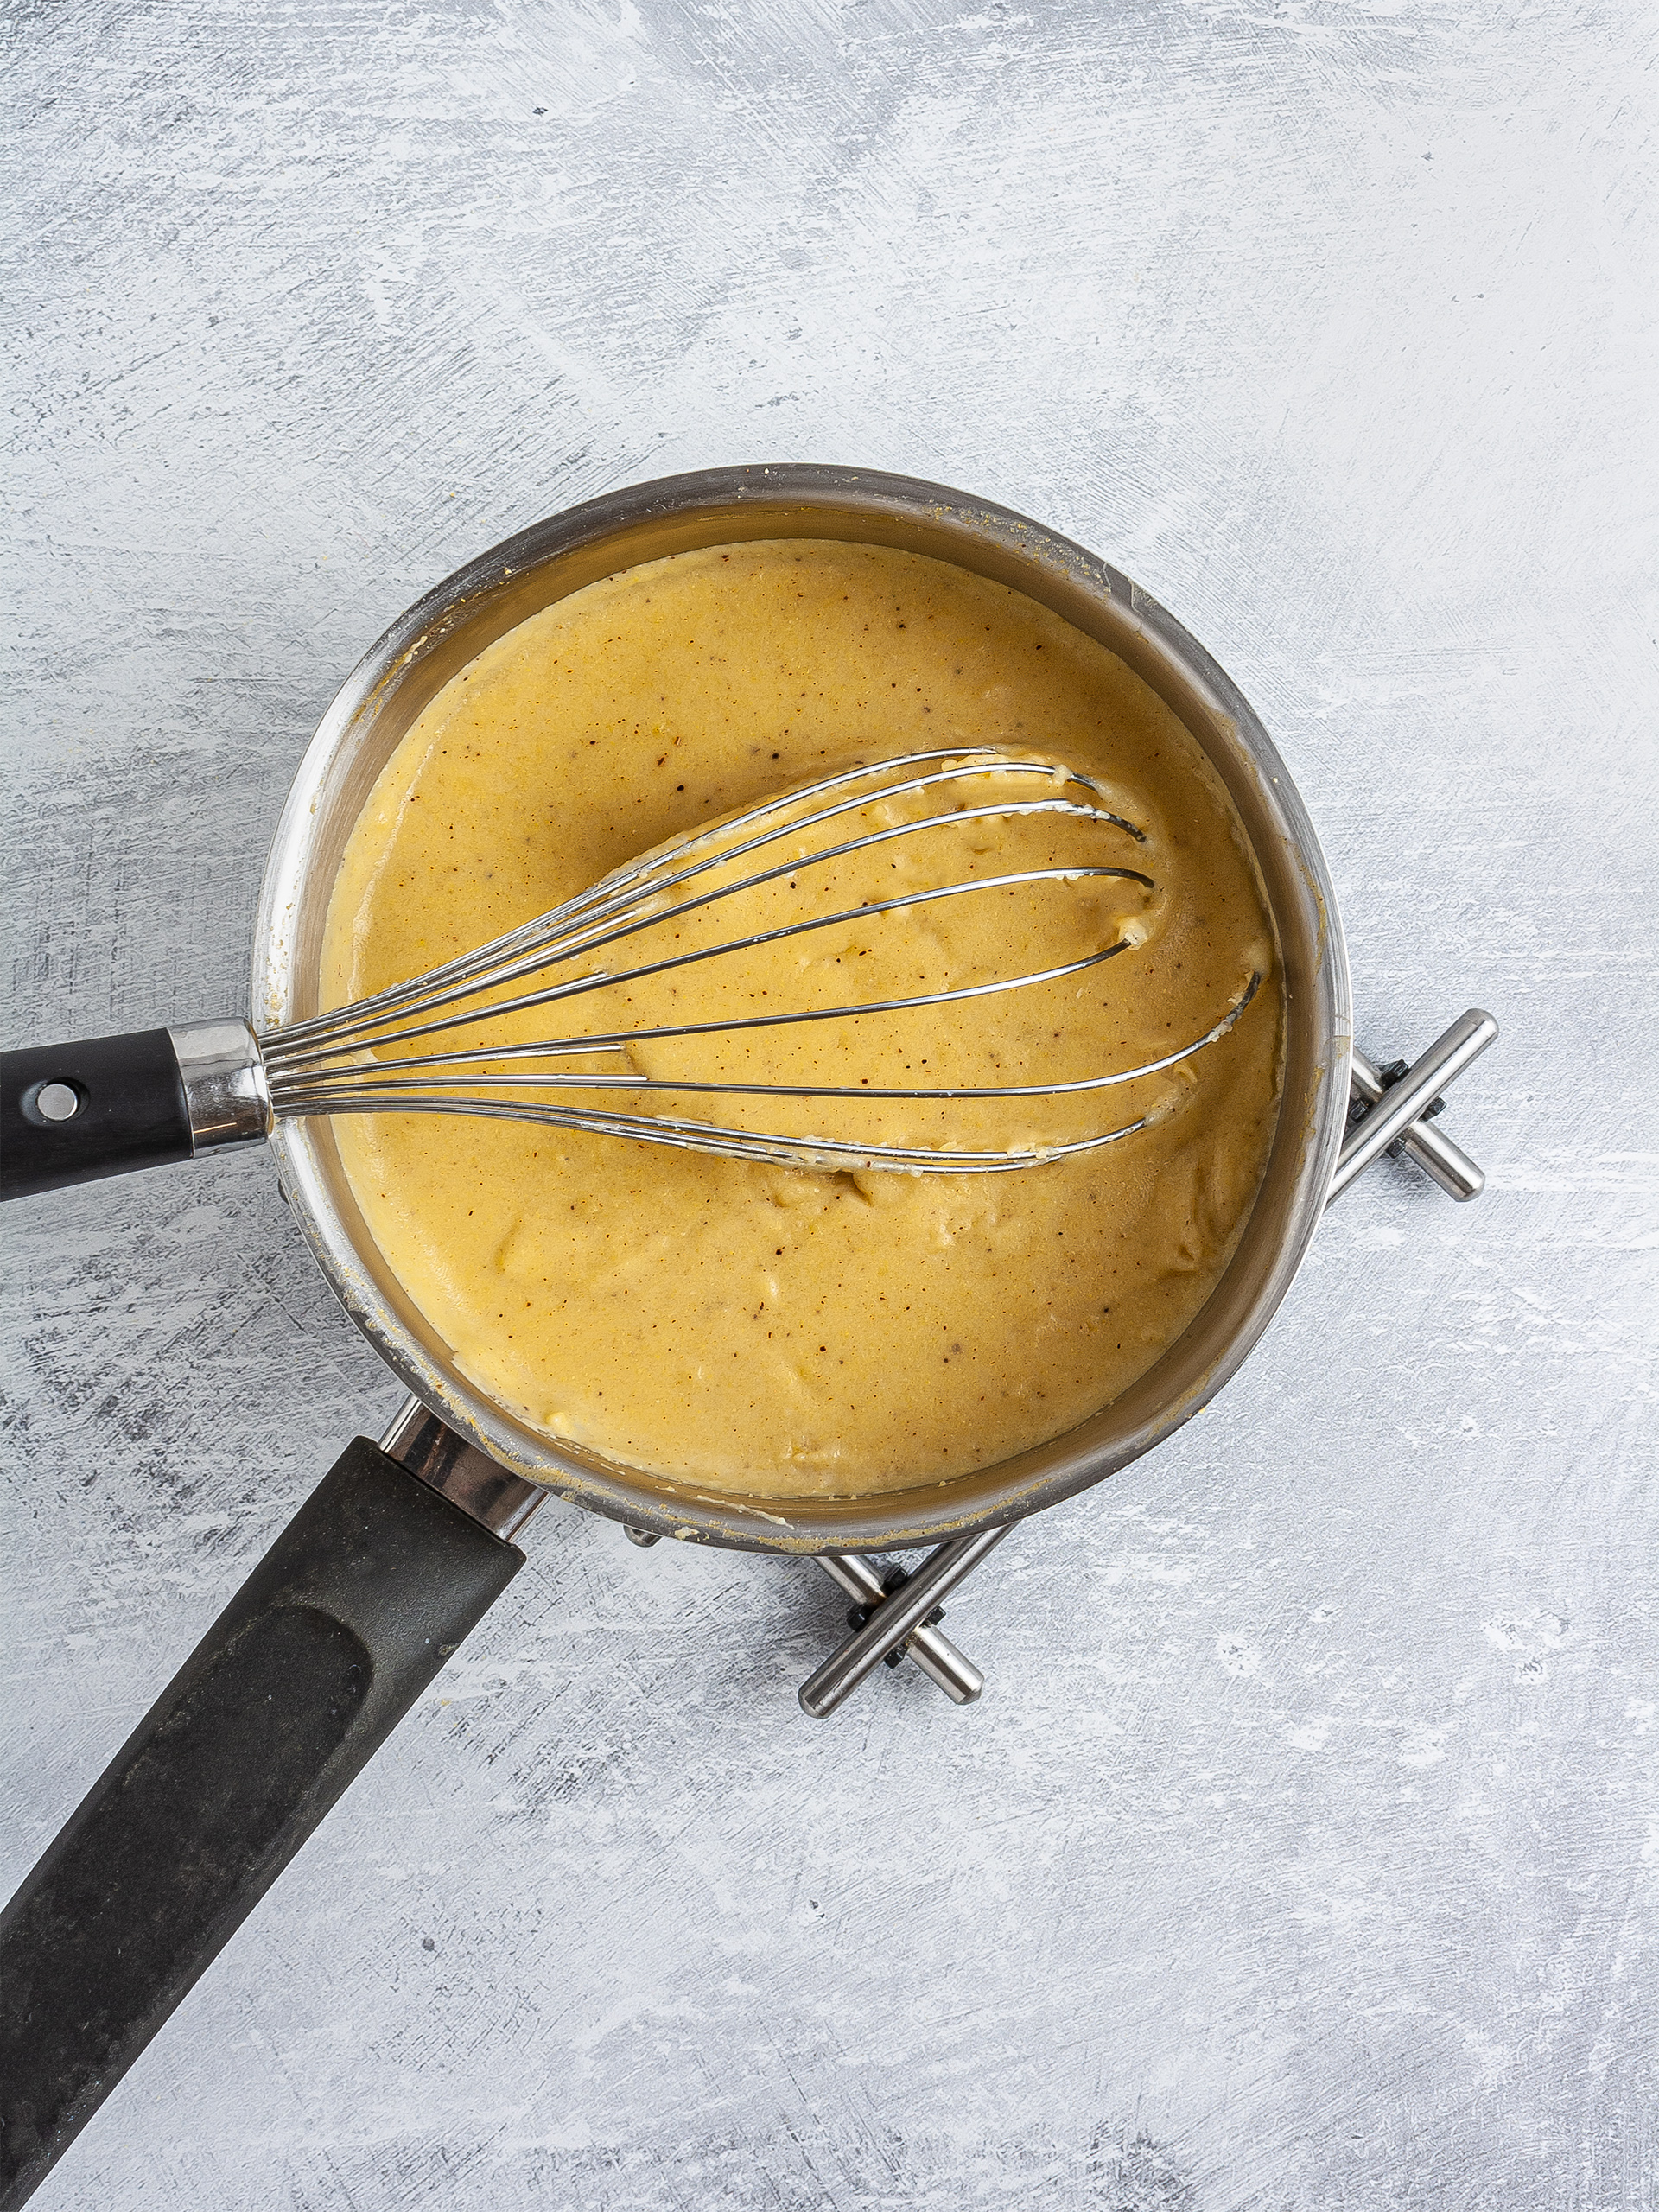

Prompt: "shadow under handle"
[0,1439,524,2209]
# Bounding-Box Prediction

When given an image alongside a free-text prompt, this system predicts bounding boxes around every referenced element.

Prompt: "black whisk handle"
[1,1019,270,1203]
[0,1029,194,1201]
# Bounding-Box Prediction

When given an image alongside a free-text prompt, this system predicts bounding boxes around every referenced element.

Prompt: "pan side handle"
[0,1440,524,2209]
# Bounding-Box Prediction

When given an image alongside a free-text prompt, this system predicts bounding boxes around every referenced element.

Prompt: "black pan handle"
[0,1439,525,2208]
[1,1030,194,1200]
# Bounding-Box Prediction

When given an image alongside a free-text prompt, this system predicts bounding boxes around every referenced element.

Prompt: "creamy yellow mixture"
[321,542,1281,1497]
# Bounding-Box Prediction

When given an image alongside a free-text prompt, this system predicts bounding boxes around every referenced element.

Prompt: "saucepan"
[1,465,1385,2205]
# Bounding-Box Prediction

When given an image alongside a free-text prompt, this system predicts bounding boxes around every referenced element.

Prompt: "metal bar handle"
[1330,1009,1497,1202]
[798,1526,1011,1718]
[1350,1044,1485,1201]
[814,1554,984,1705]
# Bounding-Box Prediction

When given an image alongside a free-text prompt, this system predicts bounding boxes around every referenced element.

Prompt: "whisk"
[257,750,1260,1174]
[2,751,1262,1201]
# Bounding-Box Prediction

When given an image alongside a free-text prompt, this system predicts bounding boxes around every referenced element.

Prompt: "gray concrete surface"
[3,3,1655,2206]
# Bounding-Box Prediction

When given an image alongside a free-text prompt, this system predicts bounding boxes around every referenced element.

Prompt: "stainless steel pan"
[1,466,1453,2207]
[261,462,1354,1546]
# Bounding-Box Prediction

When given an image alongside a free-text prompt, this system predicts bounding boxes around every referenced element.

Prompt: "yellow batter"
[321,542,1281,1497]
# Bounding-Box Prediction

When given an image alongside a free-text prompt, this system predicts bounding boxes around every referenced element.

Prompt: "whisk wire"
[271,970,1261,1113]
[259,1096,1154,1176]
[265,859,1146,1075]
[264,764,1142,1065]
[263,751,1262,1173]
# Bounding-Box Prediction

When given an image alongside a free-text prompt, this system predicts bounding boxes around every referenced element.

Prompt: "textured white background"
[3,3,1656,2206]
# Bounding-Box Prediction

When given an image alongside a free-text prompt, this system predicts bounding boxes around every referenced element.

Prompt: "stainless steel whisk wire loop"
[257,750,1264,1173]
[264,752,1145,1058]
